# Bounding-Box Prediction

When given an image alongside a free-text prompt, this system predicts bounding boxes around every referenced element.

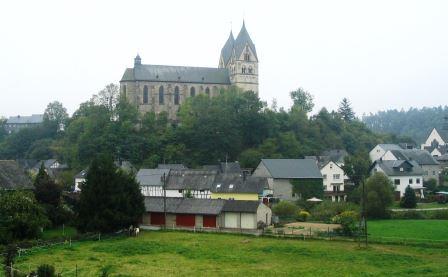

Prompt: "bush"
[400,185,417,208]
[272,201,298,219]
[390,209,448,220]
[362,173,394,219]
[310,201,360,223]
[296,210,310,222]
[37,264,55,277]
[332,211,359,236]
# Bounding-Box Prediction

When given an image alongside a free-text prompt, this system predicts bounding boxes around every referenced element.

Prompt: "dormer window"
[400,167,404,172]
[216,184,221,188]
[229,184,234,189]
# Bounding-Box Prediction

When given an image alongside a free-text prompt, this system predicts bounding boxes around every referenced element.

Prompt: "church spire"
[134,54,141,67]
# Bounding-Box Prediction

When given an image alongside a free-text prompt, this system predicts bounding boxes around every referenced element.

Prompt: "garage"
[241,213,256,229]
[203,215,217,228]
[176,214,195,227]
[150,212,165,225]
[225,212,238,228]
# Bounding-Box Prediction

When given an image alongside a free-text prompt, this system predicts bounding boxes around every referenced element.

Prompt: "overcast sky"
[1,0,447,118]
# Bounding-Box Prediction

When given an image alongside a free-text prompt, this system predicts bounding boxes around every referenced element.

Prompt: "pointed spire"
[134,54,141,67]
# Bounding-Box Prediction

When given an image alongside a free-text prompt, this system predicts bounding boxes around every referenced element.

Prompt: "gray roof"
[436,154,448,162]
[378,144,403,151]
[157,164,187,170]
[321,149,348,164]
[203,162,242,174]
[374,160,424,176]
[6,114,44,124]
[166,169,218,190]
[435,128,448,143]
[136,169,170,186]
[211,174,266,194]
[220,22,258,66]
[144,197,225,215]
[222,200,261,213]
[33,159,68,171]
[261,159,323,179]
[0,160,33,190]
[121,64,231,85]
[390,149,439,165]
[74,169,87,179]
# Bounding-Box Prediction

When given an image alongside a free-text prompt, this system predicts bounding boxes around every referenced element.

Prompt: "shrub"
[37,264,55,277]
[390,210,426,220]
[272,201,298,219]
[362,173,394,219]
[332,211,359,236]
[296,210,310,222]
[310,201,359,223]
[400,185,417,208]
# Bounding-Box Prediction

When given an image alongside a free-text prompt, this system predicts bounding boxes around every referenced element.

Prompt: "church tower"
[219,21,259,94]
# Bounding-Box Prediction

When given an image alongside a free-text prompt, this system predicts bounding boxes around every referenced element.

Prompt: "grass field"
[368,220,448,242]
[14,231,448,276]
[42,226,78,240]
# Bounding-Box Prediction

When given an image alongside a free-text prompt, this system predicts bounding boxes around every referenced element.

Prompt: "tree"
[43,101,69,129]
[34,164,62,207]
[77,155,145,233]
[290,88,314,114]
[3,244,17,277]
[338,98,355,121]
[272,201,298,218]
[361,172,394,218]
[423,178,437,193]
[400,185,417,208]
[0,191,48,242]
[91,83,120,115]
[343,153,371,188]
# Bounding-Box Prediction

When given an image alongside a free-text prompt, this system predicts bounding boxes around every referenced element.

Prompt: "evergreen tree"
[34,163,62,207]
[77,155,145,233]
[400,185,417,208]
[338,98,356,121]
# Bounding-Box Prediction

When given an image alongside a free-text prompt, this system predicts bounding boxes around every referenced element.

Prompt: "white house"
[421,126,448,157]
[371,160,425,199]
[369,144,403,162]
[320,161,350,202]
[136,168,170,196]
[381,149,440,185]
[73,169,87,192]
[164,169,218,199]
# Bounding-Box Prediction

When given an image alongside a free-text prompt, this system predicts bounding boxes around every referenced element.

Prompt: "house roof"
[222,200,261,213]
[203,162,242,174]
[74,169,87,179]
[390,149,439,165]
[6,114,44,124]
[321,149,348,164]
[16,159,39,170]
[435,128,448,143]
[32,159,68,171]
[166,169,218,190]
[157,164,187,170]
[136,169,170,186]
[220,22,258,66]
[120,64,231,85]
[260,159,322,179]
[374,160,424,176]
[0,160,33,190]
[211,174,266,194]
[144,197,225,215]
[378,144,403,151]
[436,154,448,162]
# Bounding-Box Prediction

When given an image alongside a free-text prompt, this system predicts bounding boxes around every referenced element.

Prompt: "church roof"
[121,64,231,85]
[234,22,258,61]
[220,22,258,66]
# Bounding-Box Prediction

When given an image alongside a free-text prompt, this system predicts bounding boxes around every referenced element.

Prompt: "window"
[174,86,180,105]
[244,53,250,61]
[143,85,149,104]
[394,179,400,185]
[330,164,333,169]
[333,174,340,180]
[323,174,327,180]
[248,66,253,74]
[178,190,183,193]
[159,86,164,104]
[122,85,127,98]
[409,178,413,184]
[242,66,246,74]
[229,184,234,189]
[433,171,436,175]
[190,87,196,97]
[205,87,210,96]
[400,167,404,172]
[216,184,221,188]
[416,178,420,184]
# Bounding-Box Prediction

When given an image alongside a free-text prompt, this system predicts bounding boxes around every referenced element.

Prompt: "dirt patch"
[280,222,341,236]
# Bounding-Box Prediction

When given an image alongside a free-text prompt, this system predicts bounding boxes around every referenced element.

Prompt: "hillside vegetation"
[362,106,448,143]
[0,85,406,170]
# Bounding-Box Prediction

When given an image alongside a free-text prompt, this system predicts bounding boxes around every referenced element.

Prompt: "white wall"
[321,161,347,192]
[74,177,84,192]
[373,165,424,198]
[370,145,387,161]
[421,128,446,148]
[141,185,163,197]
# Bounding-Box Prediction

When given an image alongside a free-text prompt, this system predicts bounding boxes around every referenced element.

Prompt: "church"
[120,22,259,120]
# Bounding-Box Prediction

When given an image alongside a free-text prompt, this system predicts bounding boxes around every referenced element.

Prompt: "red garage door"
[150,212,165,225]
[176,214,195,227]
[203,215,216,228]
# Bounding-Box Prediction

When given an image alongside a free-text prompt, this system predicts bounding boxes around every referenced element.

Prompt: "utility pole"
[361,179,368,247]
[163,173,167,229]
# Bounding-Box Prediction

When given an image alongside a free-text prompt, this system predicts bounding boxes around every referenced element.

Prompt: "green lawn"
[392,202,448,209]
[42,226,78,240]
[14,231,448,276]
[368,220,448,242]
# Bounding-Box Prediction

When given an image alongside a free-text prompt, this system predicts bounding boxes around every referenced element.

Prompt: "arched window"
[190,87,196,97]
[122,85,127,98]
[143,85,149,104]
[205,87,210,96]
[159,86,164,105]
[174,86,180,105]
[244,53,250,61]
[248,66,253,74]
[242,66,246,74]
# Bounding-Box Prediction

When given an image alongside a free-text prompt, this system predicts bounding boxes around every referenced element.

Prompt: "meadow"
[368,219,448,242]
[13,230,448,276]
